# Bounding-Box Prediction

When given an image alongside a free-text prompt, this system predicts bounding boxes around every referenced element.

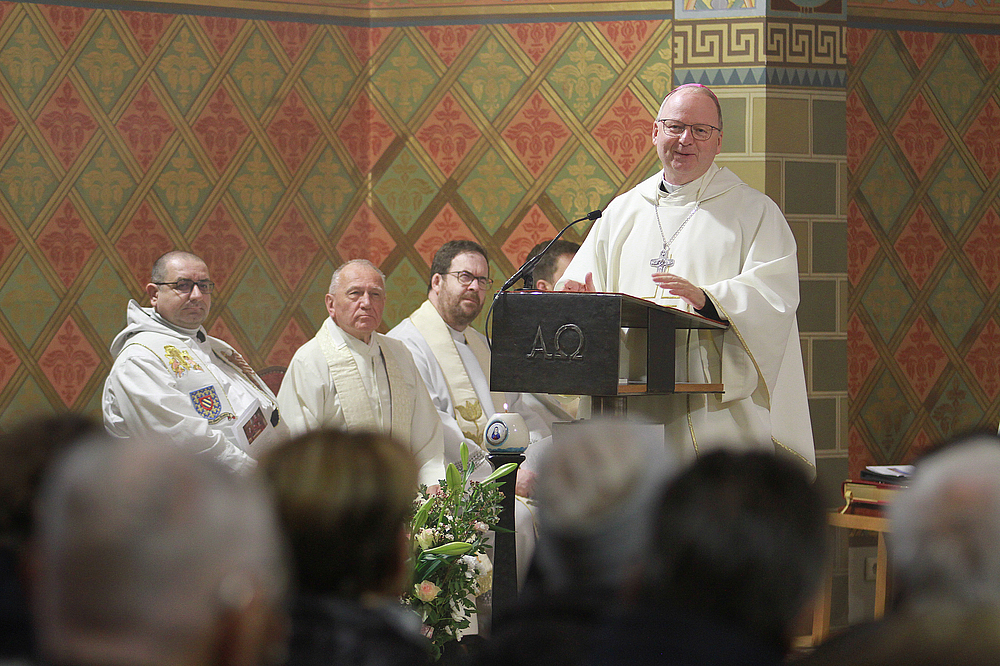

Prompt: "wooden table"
[811,511,891,645]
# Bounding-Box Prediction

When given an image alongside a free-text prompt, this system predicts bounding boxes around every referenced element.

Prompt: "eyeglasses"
[444,271,494,289]
[656,119,720,141]
[153,279,216,294]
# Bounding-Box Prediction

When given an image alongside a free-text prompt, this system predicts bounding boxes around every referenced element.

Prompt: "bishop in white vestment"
[559,85,815,472]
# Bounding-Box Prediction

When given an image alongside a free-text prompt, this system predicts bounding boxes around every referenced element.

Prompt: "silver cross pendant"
[650,248,674,272]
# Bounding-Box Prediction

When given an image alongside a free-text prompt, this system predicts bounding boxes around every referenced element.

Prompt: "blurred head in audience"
[532,420,671,596]
[889,431,1000,613]
[32,435,288,666]
[526,240,580,291]
[0,413,101,661]
[0,413,101,554]
[646,450,826,654]
[260,429,418,600]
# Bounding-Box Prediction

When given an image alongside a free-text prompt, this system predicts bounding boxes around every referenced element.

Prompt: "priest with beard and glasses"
[388,240,572,584]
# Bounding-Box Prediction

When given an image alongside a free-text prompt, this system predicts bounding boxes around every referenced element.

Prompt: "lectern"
[490,291,729,413]
[486,291,729,611]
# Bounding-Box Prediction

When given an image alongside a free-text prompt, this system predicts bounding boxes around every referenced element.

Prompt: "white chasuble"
[557,164,815,472]
[277,319,444,487]
[103,301,288,474]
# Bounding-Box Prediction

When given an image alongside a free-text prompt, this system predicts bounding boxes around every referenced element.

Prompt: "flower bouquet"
[404,442,518,659]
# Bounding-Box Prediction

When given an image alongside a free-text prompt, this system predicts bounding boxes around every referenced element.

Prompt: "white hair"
[329,259,385,294]
[533,420,673,593]
[33,435,288,663]
[889,435,1000,611]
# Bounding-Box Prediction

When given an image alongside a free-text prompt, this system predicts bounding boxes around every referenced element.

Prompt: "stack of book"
[841,465,914,516]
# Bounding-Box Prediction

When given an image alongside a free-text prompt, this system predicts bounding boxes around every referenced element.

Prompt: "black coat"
[287,594,431,666]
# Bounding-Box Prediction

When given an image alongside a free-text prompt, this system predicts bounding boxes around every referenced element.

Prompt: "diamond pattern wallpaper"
[7,0,993,483]
[847,20,1000,476]
[0,1,674,425]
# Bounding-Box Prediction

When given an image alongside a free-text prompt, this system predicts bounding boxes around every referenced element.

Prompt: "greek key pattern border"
[674,20,847,68]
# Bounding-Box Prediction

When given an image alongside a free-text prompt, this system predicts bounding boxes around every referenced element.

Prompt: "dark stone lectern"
[490,291,729,412]
[486,291,729,609]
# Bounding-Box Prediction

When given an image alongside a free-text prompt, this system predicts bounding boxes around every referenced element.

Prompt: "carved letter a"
[527,325,549,359]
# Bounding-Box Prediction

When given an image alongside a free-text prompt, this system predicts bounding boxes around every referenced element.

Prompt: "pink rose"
[414,580,441,602]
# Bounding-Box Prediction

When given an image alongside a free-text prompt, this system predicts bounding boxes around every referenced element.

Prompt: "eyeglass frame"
[152,279,216,295]
[443,271,494,289]
[655,118,721,141]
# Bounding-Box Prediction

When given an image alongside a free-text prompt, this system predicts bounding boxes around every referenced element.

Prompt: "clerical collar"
[448,325,466,345]
[326,318,380,358]
[659,180,679,194]
[151,310,205,342]
[659,166,719,200]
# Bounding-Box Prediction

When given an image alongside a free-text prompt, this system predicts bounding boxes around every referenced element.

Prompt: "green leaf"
[423,541,474,556]
[414,554,449,579]
[480,461,518,484]
[460,441,469,471]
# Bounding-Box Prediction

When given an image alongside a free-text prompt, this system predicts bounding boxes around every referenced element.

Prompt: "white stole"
[409,300,502,444]
[317,324,412,440]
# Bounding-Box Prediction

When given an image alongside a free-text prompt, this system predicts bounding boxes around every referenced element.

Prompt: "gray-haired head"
[890,432,1000,613]
[532,420,674,594]
[32,435,288,666]
[329,259,385,295]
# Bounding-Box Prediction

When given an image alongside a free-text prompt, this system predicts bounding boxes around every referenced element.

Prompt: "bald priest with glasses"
[103,251,288,473]
[557,84,815,474]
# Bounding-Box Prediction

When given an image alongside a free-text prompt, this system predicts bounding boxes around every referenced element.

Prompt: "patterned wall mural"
[0,0,682,426]
[846,14,1000,476]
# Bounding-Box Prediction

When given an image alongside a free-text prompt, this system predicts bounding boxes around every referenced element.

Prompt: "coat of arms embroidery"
[164,346,203,377]
[190,386,226,423]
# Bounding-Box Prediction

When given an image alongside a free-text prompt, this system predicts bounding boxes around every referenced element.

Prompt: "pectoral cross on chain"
[650,248,674,272]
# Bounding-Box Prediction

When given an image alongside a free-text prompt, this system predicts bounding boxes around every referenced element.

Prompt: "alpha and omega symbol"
[526,323,585,360]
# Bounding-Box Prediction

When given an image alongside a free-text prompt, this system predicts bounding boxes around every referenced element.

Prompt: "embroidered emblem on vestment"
[190,386,233,424]
[164,346,203,377]
[456,400,484,443]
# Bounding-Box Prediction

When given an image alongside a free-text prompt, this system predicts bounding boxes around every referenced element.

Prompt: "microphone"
[499,209,602,293]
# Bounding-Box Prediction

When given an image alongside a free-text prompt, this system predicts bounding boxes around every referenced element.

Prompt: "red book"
[841,479,903,516]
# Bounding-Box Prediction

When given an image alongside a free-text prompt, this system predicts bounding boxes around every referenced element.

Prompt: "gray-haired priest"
[276,259,445,487]
[103,251,288,473]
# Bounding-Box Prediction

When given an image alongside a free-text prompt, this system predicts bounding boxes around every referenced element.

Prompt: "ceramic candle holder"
[483,411,529,453]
